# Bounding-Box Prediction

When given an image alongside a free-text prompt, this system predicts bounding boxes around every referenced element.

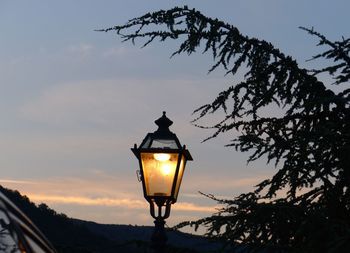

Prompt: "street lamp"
[131,111,193,253]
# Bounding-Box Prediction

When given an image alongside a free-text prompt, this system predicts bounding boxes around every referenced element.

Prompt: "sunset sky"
[0,0,349,230]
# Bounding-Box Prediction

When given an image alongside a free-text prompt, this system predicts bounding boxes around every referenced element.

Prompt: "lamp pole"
[151,217,167,253]
[131,112,192,253]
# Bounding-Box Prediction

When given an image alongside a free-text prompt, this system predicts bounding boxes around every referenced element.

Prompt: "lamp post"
[131,112,193,253]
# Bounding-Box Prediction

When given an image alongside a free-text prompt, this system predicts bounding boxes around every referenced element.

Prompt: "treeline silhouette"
[0,186,216,253]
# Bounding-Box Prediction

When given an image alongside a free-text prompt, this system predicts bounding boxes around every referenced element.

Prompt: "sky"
[0,0,349,231]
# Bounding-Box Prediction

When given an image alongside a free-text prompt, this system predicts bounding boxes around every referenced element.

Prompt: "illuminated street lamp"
[131,112,192,253]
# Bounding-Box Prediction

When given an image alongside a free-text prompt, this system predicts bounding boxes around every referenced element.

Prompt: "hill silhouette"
[0,185,220,253]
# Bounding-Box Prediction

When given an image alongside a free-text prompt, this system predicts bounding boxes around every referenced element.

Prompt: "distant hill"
[0,185,221,253]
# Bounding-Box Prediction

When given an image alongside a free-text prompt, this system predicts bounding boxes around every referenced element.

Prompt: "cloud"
[28,194,147,208]
[102,46,139,57]
[182,174,271,194]
[173,202,217,213]
[19,80,119,127]
[18,77,226,127]
[0,170,266,227]
[20,178,215,212]
[27,193,216,213]
[0,175,217,213]
[0,179,36,184]
[17,79,156,127]
[67,43,94,56]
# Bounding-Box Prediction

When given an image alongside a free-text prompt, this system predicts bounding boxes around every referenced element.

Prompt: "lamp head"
[132,112,192,207]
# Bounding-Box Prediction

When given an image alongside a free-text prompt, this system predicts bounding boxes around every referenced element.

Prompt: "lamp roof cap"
[155,111,173,130]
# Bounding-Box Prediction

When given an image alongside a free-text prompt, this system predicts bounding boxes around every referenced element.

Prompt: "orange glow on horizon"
[24,193,217,213]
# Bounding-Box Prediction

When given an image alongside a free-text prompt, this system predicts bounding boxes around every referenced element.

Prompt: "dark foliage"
[101,6,350,253]
[0,186,121,252]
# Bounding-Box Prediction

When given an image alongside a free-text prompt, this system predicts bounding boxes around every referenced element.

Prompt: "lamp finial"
[155,111,173,130]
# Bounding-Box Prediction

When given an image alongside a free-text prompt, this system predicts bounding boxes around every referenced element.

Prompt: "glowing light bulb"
[161,164,171,176]
[154,153,171,162]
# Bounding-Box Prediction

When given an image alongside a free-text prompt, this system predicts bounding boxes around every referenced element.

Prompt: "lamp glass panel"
[140,136,152,149]
[174,155,186,200]
[150,139,178,149]
[141,152,179,197]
